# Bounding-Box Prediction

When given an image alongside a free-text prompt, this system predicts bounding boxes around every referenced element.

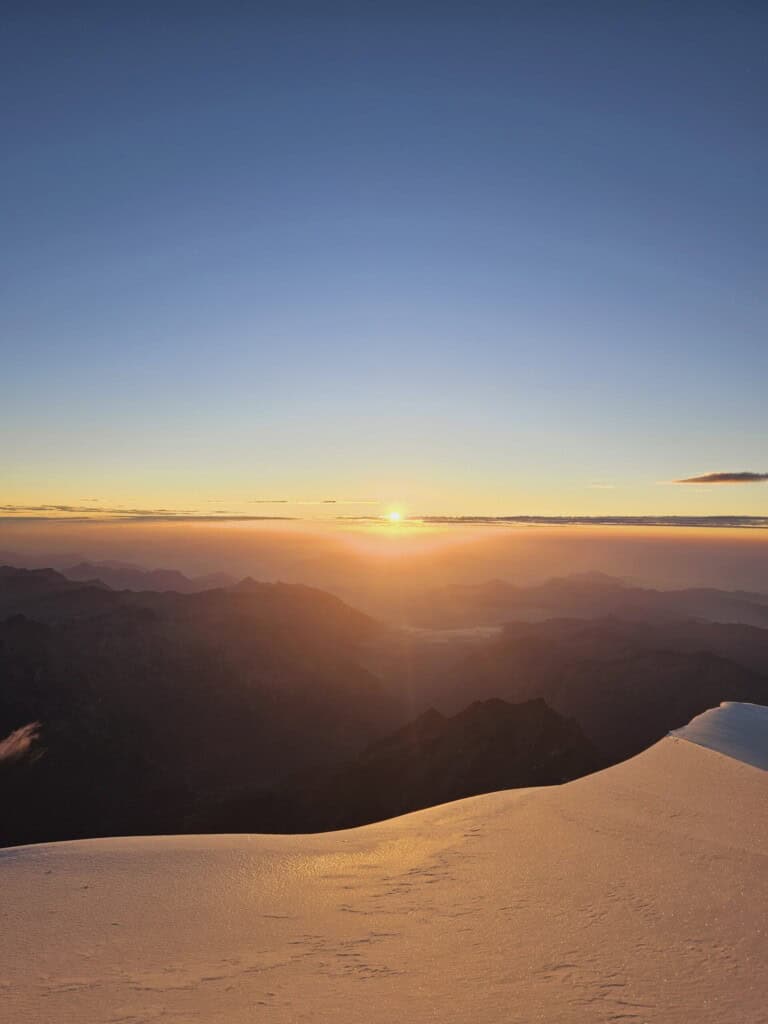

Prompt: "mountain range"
[3,563,768,846]
[406,571,768,628]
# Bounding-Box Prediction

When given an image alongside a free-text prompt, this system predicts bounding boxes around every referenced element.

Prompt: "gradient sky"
[2,2,766,520]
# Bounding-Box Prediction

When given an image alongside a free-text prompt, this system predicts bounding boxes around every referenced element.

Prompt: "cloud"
[338,515,768,529]
[107,515,296,522]
[0,504,296,523]
[675,471,768,484]
[249,498,376,505]
[0,504,198,516]
[0,722,40,765]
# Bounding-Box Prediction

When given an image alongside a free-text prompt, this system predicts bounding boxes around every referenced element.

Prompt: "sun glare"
[386,511,402,523]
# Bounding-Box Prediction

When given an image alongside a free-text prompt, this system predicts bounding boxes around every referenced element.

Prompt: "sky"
[2,1,766,522]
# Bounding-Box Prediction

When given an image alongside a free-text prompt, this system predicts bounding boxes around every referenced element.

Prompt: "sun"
[386,510,402,523]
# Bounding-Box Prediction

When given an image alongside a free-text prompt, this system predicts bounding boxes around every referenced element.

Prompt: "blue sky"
[2,2,766,518]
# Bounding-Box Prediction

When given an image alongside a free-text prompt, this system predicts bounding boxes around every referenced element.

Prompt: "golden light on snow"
[4,712,767,1022]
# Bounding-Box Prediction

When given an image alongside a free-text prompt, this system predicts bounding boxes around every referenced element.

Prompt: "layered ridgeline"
[411,616,768,761]
[404,571,768,628]
[0,551,236,592]
[2,704,766,1023]
[0,567,596,846]
[3,565,768,846]
[0,566,393,845]
[194,698,602,833]
[61,561,236,593]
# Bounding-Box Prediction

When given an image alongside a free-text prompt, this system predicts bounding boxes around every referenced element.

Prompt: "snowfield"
[2,706,767,1023]
[672,700,768,771]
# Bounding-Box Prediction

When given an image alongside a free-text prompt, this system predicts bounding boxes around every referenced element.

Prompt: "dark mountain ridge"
[0,566,392,846]
[3,565,768,848]
[62,561,236,593]
[302,696,603,829]
[425,617,768,760]
[409,573,768,628]
[0,552,237,592]
[194,697,603,834]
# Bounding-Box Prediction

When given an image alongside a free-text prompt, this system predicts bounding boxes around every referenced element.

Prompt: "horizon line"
[0,512,767,530]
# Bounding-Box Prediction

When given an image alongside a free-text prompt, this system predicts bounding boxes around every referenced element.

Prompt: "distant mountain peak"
[60,562,236,594]
[231,576,263,590]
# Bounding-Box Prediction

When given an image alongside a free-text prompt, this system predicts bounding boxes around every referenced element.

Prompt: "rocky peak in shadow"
[198,698,603,835]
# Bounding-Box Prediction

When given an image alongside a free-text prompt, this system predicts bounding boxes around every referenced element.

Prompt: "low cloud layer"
[676,472,768,484]
[249,498,378,505]
[0,498,379,522]
[340,515,768,529]
[1,504,197,516]
[0,504,295,523]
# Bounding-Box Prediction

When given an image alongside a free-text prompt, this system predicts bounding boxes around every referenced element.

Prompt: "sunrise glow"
[3,9,768,1022]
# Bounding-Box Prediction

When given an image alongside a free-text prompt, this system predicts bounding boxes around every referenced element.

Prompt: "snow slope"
[2,707,767,1024]
[671,700,768,771]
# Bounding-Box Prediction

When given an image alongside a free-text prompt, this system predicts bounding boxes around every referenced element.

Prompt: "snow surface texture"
[2,708,767,1023]
[671,701,768,771]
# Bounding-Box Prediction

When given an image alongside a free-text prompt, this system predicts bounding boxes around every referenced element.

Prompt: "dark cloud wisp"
[676,472,768,484]
[0,504,295,523]
[339,514,768,529]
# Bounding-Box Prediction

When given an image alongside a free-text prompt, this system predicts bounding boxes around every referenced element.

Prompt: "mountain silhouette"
[409,573,768,628]
[0,566,391,846]
[62,561,236,593]
[190,697,602,834]
[3,565,768,847]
